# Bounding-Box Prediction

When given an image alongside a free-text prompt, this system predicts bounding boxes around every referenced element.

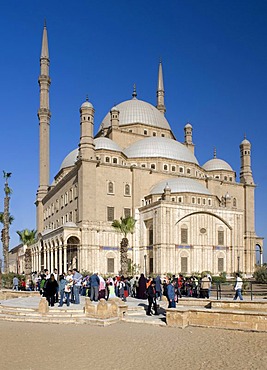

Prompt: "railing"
[214,281,267,300]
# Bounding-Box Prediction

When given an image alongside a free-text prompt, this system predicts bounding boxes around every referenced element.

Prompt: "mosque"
[31,24,263,277]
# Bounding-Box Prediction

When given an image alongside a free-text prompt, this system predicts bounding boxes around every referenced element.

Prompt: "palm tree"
[0,212,14,274]
[112,216,136,276]
[16,229,37,276]
[2,171,12,273]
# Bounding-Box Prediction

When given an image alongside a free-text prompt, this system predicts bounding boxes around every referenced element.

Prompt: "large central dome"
[100,98,171,131]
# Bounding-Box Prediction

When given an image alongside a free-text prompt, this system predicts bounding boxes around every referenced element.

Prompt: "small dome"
[110,106,119,112]
[81,100,94,109]
[124,137,199,165]
[150,177,211,195]
[94,137,122,152]
[59,138,122,170]
[185,123,192,129]
[100,98,171,131]
[202,158,233,172]
[59,148,78,170]
[241,138,250,145]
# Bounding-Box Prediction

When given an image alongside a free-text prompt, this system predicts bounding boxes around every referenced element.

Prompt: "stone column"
[54,245,58,271]
[47,246,50,271]
[50,247,54,271]
[59,245,63,274]
[44,246,47,269]
[38,250,41,272]
[63,246,67,273]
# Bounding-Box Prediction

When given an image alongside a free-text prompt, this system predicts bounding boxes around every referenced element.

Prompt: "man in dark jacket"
[146,280,158,316]
[167,280,176,308]
[89,272,100,302]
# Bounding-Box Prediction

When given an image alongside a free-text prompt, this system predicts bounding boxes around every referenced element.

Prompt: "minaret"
[156,61,166,114]
[184,122,194,154]
[77,97,97,225]
[239,136,256,274]
[240,137,254,184]
[78,97,95,161]
[110,106,120,129]
[36,22,51,233]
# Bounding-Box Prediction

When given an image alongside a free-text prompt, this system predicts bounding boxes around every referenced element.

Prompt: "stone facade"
[31,24,263,277]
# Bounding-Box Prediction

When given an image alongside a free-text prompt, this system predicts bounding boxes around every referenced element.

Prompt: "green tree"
[112,216,136,276]
[17,229,37,275]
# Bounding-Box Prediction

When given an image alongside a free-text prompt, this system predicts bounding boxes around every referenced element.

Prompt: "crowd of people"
[12,270,243,310]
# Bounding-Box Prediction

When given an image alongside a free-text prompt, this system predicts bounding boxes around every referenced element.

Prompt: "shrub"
[253,266,267,283]
[0,273,24,289]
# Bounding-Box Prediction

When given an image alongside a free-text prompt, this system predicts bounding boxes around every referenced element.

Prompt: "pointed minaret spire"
[36,23,51,233]
[213,147,217,158]
[132,84,137,98]
[156,60,166,114]
[41,20,49,59]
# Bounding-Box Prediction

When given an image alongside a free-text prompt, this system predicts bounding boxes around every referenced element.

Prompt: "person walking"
[146,280,158,316]
[233,273,243,300]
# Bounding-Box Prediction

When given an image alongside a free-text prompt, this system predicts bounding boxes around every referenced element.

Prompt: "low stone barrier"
[211,300,267,312]
[166,306,267,332]
[84,298,128,319]
[38,297,49,314]
[0,289,40,300]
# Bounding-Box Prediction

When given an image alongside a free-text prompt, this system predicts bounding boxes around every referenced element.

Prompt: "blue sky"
[0,1,266,263]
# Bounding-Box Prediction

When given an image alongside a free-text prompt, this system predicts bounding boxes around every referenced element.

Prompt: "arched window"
[181,224,188,244]
[108,181,114,194]
[218,227,224,245]
[124,183,130,196]
[233,198,237,207]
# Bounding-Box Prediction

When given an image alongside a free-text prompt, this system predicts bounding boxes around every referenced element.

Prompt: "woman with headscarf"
[137,273,147,299]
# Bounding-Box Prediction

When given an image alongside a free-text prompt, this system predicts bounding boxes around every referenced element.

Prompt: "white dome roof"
[100,98,171,131]
[241,138,250,145]
[202,158,233,172]
[81,100,93,109]
[59,138,122,170]
[124,137,199,164]
[59,148,78,170]
[150,177,211,195]
[94,137,122,152]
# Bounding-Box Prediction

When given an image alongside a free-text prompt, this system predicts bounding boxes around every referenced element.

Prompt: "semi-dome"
[124,137,199,164]
[202,158,233,172]
[100,98,171,131]
[150,177,211,195]
[59,138,122,170]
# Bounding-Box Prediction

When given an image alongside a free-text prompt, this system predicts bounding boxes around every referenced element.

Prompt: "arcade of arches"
[31,236,80,273]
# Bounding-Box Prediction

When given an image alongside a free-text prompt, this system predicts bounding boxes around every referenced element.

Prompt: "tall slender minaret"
[240,137,254,185]
[156,61,166,114]
[36,22,51,233]
[239,136,256,274]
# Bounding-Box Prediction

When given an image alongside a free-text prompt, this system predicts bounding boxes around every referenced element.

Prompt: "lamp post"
[144,254,147,276]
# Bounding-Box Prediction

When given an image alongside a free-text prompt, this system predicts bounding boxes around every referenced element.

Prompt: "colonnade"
[31,238,80,274]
